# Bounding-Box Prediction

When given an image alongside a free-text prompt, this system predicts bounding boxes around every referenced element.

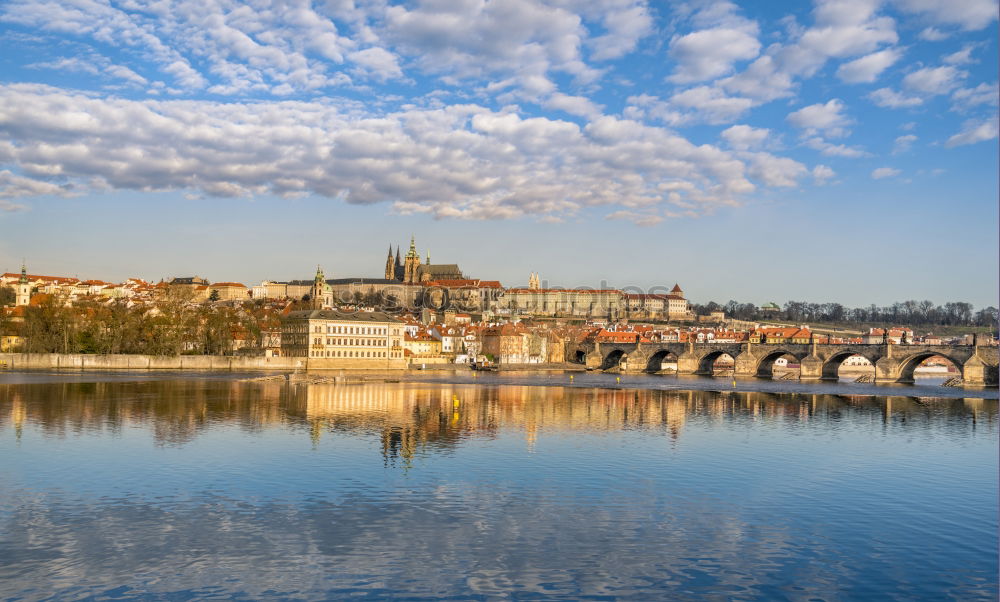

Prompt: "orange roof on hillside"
[623,293,685,300]
[3,273,79,284]
[424,279,502,288]
[504,288,620,294]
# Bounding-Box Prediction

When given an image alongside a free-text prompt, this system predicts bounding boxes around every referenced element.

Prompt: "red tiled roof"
[3,273,79,284]
[504,288,621,294]
[424,279,502,288]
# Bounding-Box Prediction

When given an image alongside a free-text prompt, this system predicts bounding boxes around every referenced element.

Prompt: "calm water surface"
[1,374,996,600]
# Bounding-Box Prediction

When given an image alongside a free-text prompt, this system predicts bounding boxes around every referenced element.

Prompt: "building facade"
[281,309,406,368]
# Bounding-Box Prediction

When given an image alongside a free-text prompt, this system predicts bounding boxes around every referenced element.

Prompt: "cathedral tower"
[403,236,421,284]
[384,245,397,280]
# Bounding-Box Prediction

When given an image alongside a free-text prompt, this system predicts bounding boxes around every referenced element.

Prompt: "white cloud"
[902,65,966,95]
[744,152,807,187]
[29,54,148,87]
[951,82,999,110]
[943,45,978,65]
[718,55,796,102]
[384,0,599,92]
[605,209,664,226]
[869,87,924,108]
[892,134,917,154]
[667,3,761,85]
[668,27,761,83]
[945,115,999,147]
[785,0,898,76]
[588,1,654,61]
[716,0,899,106]
[787,99,852,137]
[347,47,403,81]
[669,86,753,124]
[543,92,603,118]
[871,167,901,179]
[812,164,835,184]
[836,48,902,83]
[917,27,950,41]
[720,124,770,150]
[0,199,27,212]
[0,84,799,222]
[804,137,870,157]
[0,169,74,199]
[892,0,998,31]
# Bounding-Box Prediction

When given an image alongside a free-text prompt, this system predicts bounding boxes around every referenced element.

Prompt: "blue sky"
[0,0,996,308]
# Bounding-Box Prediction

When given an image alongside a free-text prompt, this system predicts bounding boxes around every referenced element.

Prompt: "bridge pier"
[622,353,649,373]
[963,355,986,386]
[875,357,902,384]
[734,354,757,377]
[799,355,823,381]
[676,352,702,375]
[585,351,603,370]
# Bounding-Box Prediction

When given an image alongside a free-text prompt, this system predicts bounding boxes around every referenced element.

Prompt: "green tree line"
[6,292,278,355]
[691,299,997,329]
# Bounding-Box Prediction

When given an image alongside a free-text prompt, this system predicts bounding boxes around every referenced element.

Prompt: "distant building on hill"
[384,237,464,284]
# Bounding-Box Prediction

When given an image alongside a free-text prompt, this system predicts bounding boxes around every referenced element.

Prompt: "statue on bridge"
[901,331,908,344]
[882,330,889,345]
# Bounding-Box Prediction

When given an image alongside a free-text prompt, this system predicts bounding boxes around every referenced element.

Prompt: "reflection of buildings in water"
[0,382,995,451]
[11,392,24,442]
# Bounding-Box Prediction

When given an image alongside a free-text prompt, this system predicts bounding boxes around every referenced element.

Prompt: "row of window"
[313,337,394,347]
[310,350,397,358]
[313,324,396,335]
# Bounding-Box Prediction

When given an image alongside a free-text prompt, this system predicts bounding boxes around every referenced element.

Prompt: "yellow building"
[402,332,443,357]
[281,308,406,369]
[209,282,249,301]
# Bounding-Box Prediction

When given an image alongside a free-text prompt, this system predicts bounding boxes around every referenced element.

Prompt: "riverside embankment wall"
[0,353,405,371]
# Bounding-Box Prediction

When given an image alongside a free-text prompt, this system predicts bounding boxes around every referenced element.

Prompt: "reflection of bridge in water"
[570,341,999,385]
[2,381,995,454]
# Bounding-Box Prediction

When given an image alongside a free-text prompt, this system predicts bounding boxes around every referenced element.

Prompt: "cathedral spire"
[385,246,397,280]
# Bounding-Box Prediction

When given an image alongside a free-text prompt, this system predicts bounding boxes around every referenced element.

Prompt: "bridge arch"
[572,349,587,364]
[755,349,804,379]
[646,349,679,373]
[601,349,627,371]
[821,351,877,380]
[895,352,964,383]
[696,350,736,375]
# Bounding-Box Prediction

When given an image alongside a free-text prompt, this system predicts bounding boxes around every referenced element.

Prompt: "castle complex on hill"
[383,237,464,284]
[5,238,690,321]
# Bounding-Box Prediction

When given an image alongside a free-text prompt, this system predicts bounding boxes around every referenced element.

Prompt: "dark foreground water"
[1,376,997,600]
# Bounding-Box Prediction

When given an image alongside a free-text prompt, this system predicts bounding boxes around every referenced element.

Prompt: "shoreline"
[2,368,995,400]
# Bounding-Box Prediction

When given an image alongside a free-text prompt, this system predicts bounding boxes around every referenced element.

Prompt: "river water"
[1,373,996,600]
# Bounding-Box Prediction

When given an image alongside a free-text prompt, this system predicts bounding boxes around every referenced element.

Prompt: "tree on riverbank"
[14,296,277,355]
[690,299,997,331]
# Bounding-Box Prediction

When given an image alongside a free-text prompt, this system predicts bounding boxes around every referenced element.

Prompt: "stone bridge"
[569,341,999,386]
